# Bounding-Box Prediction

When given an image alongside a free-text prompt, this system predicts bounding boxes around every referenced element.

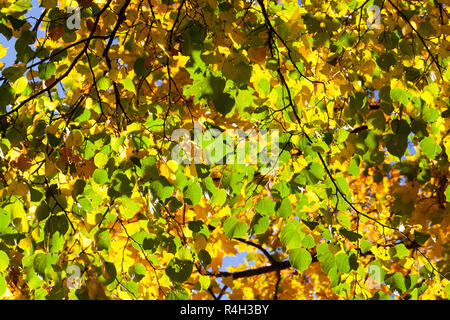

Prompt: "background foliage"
[0,0,449,300]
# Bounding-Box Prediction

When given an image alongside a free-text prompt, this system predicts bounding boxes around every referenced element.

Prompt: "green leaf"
[212,92,235,116]
[188,220,209,240]
[280,220,304,250]
[134,57,147,77]
[325,18,340,32]
[94,152,108,168]
[184,182,202,206]
[272,181,290,199]
[97,76,111,90]
[335,252,350,273]
[289,248,312,272]
[129,263,146,282]
[360,239,372,253]
[422,105,440,123]
[303,13,320,33]
[38,62,56,80]
[302,235,315,249]
[165,258,193,283]
[385,272,407,294]
[0,273,6,296]
[198,249,211,266]
[45,214,69,236]
[394,243,410,259]
[33,253,50,278]
[348,157,360,177]
[335,175,350,197]
[97,261,116,286]
[49,232,65,253]
[276,197,292,218]
[302,219,319,231]
[72,180,86,199]
[249,214,269,235]
[223,217,247,238]
[337,214,351,228]
[93,169,109,185]
[2,65,26,82]
[94,229,111,251]
[367,110,386,133]
[405,68,420,82]
[12,0,32,10]
[120,196,142,220]
[122,78,136,93]
[258,78,270,95]
[0,208,11,232]
[420,137,442,159]
[338,31,354,47]
[339,228,362,242]
[412,119,428,139]
[166,285,189,300]
[252,106,269,120]
[0,84,15,111]
[198,274,210,291]
[211,188,227,206]
[376,53,396,71]
[335,128,349,144]
[255,197,276,216]
[385,134,408,158]
[150,178,174,202]
[309,162,325,180]
[0,251,9,272]
[390,88,409,106]
[414,231,430,245]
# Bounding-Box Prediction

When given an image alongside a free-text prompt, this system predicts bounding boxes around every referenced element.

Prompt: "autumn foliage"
[0,0,449,300]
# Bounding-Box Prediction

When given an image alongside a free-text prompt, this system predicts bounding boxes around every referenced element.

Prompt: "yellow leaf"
[18,237,31,251]
[126,122,141,133]
[66,130,83,147]
[0,43,7,59]
[12,76,28,92]
[8,181,28,198]
[84,211,97,226]
[444,136,450,159]
[45,160,57,177]
[194,234,207,252]
[167,160,179,173]
[216,206,230,218]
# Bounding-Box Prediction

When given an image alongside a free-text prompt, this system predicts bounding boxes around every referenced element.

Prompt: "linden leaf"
[420,137,442,159]
[48,24,64,41]
[223,217,247,239]
[280,220,304,250]
[289,248,312,272]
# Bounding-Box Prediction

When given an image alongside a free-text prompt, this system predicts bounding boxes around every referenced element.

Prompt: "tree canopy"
[0,0,449,300]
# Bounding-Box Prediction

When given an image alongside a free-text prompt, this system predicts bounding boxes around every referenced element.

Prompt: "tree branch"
[235,237,278,265]
[0,0,114,120]
[211,260,292,280]
[387,0,443,79]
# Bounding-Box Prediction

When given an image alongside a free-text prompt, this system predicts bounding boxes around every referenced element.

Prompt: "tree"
[0,0,448,300]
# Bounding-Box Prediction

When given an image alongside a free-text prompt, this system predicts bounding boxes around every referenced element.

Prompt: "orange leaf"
[77,0,93,8]
[86,18,96,32]
[247,46,267,65]
[10,154,32,172]
[48,24,64,41]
